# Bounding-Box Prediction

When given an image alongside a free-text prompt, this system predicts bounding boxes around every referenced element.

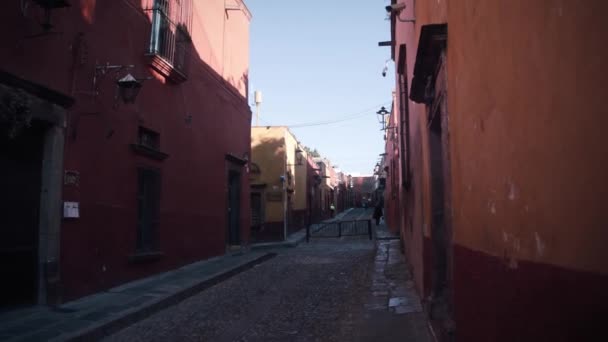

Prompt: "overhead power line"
[288,102,391,128]
[256,102,391,128]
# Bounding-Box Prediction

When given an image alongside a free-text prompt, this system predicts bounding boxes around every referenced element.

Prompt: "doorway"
[427,49,453,327]
[0,121,47,308]
[251,191,262,233]
[227,170,241,246]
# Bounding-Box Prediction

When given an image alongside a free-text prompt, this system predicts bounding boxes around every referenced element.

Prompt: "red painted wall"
[352,176,374,207]
[383,100,402,235]
[0,0,252,301]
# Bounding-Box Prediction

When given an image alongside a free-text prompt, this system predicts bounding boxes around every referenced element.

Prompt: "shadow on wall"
[252,135,284,156]
[250,136,285,188]
[68,1,251,140]
[250,136,293,242]
[57,1,252,301]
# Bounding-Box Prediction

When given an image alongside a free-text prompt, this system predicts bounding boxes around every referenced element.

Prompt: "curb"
[250,209,357,250]
[59,252,277,342]
[250,233,306,251]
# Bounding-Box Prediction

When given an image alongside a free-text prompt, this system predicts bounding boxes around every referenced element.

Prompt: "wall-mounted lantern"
[374,162,381,175]
[76,63,150,108]
[295,147,304,165]
[116,74,142,104]
[313,174,322,186]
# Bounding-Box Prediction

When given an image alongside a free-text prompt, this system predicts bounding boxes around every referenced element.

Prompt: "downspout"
[283,132,288,240]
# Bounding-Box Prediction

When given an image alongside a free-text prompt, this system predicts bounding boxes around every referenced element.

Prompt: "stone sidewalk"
[374,220,400,240]
[356,239,433,342]
[0,251,275,342]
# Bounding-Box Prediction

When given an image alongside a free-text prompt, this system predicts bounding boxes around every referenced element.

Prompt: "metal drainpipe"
[283,138,288,241]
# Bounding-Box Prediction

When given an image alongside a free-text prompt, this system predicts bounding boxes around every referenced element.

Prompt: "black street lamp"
[117,74,143,104]
[376,106,389,130]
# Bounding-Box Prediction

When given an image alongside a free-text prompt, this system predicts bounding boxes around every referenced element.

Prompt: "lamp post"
[376,106,390,139]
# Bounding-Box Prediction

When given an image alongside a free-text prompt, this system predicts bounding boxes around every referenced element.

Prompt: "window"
[147,0,193,82]
[138,127,160,151]
[131,126,168,160]
[136,168,161,252]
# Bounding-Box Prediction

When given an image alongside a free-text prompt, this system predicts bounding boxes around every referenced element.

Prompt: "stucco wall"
[0,0,252,301]
[448,0,608,274]
[251,127,286,223]
[391,0,448,298]
[185,0,250,96]
[283,131,307,211]
[390,0,608,340]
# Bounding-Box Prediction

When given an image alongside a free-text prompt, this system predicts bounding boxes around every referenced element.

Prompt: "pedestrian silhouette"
[373,202,383,225]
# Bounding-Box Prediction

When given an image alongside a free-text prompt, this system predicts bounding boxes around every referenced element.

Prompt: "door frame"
[226,169,241,247]
[0,79,70,306]
[427,46,454,334]
[250,185,266,236]
[409,24,453,335]
[225,154,247,249]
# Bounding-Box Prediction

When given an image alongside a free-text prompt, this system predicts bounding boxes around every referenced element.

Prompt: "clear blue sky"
[247,0,394,175]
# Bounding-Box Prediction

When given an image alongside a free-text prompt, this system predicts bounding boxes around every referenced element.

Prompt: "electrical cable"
[285,101,391,128]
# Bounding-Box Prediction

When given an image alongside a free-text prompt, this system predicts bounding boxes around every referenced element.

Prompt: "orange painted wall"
[448,0,608,274]
[391,0,448,297]
[389,0,608,340]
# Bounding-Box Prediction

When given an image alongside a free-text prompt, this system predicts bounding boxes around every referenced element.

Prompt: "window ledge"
[145,53,187,84]
[130,144,169,161]
[128,251,164,263]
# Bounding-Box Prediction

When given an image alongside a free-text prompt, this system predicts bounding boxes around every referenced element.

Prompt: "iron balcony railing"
[147,0,192,76]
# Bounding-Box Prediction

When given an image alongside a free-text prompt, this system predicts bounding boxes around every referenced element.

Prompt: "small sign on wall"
[266,191,283,202]
[63,202,80,218]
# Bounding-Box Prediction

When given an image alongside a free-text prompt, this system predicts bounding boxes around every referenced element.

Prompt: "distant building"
[351,176,376,208]
[250,126,310,241]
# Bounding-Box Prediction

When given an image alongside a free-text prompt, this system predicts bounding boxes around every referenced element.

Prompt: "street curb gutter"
[250,233,306,251]
[59,252,277,342]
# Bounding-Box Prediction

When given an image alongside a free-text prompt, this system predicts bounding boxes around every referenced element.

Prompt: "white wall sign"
[63,202,80,218]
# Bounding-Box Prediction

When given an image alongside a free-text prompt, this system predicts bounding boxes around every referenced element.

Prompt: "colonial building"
[250,126,309,241]
[0,0,252,307]
[382,0,608,340]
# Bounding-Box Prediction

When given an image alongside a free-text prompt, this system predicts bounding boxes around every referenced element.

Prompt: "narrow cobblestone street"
[103,209,431,342]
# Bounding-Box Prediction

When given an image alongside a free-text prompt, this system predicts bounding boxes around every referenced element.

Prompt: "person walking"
[373,202,383,226]
[330,203,335,218]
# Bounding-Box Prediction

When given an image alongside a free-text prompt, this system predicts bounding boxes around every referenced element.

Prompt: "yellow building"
[250,127,308,241]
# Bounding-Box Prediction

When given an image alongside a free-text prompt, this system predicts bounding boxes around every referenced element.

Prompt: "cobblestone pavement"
[104,209,431,342]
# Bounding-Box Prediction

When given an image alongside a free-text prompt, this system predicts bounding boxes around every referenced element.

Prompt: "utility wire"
[256,101,391,128]
[288,102,391,128]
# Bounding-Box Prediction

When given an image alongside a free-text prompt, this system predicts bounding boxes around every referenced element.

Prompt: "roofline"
[237,0,252,20]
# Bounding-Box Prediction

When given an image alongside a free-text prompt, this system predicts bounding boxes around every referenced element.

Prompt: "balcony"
[146,1,192,83]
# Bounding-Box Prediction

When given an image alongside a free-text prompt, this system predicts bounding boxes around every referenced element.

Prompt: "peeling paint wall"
[448,0,608,275]
[389,0,608,340]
